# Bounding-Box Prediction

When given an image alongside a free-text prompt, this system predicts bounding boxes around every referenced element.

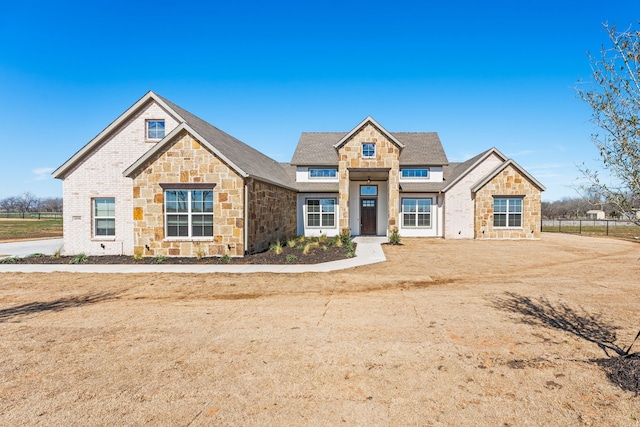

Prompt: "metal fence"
[542,219,640,239]
[0,211,62,219]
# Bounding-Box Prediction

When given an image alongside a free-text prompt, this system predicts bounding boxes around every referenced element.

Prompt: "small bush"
[133,248,143,260]
[70,253,88,264]
[285,254,298,263]
[152,255,168,264]
[26,253,45,258]
[53,246,63,258]
[220,254,233,263]
[340,228,351,245]
[270,240,283,255]
[0,256,20,264]
[195,247,205,260]
[286,239,296,248]
[346,251,356,258]
[389,227,401,245]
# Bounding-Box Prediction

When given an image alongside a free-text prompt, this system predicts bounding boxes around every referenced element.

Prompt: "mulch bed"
[594,353,640,395]
[6,243,356,265]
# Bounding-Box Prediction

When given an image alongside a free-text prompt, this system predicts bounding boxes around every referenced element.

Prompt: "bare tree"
[576,23,640,225]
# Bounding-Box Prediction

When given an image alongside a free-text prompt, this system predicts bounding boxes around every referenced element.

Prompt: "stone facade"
[130,130,246,257]
[246,179,297,254]
[337,123,401,234]
[474,165,542,239]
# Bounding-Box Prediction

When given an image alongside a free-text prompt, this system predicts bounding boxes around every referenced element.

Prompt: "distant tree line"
[542,196,637,220]
[0,192,63,213]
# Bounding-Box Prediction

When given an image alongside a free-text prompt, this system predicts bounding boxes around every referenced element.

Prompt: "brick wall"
[337,123,400,234]
[246,179,297,254]
[60,101,179,255]
[474,165,542,239]
[130,130,246,257]
[443,153,504,239]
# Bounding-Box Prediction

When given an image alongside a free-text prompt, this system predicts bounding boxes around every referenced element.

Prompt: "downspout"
[244,181,249,255]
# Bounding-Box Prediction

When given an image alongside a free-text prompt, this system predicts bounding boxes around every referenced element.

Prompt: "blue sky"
[1,1,638,202]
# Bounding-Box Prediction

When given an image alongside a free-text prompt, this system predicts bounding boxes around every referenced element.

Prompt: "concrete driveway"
[0,239,63,258]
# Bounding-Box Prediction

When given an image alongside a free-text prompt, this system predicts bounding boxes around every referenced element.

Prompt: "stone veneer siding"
[131,131,245,257]
[337,123,400,234]
[246,179,297,254]
[474,165,542,239]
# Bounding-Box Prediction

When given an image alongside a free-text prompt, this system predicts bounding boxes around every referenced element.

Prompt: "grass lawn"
[0,219,63,241]
[542,224,640,240]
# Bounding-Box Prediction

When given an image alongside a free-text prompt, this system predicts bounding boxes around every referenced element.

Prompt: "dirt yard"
[1,233,639,426]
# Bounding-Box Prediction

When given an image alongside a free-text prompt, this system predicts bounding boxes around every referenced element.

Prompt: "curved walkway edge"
[0,237,387,274]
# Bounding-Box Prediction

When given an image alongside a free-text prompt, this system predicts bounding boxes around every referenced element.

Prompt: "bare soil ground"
[0,233,639,426]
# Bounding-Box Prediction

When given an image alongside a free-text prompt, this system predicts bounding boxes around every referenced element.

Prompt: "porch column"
[338,167,350,232]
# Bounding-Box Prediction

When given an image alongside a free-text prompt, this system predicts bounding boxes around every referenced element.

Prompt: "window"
[493,198,522,227]
[401,168,429,178]
[402,198,431,228]
[306,198,336,228]
[94,198,115,236]
[362,143,375,157]
[165,190,214,238]
[360,185,377,196]
[147,120,165,139]
[309,168,337,178]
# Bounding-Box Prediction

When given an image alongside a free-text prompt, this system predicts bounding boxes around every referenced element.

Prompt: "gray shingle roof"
[291,132,448,166]
[155,94,295,190]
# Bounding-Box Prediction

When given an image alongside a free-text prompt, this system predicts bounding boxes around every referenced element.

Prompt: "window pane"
[494,213,506,227]
[402,199,416,213]
[192,215,214,237]
[307,199,320,212]
[94,198,115,216]
[508,213,522,227]
[321,213,335,227]
[403,213,416,227]
[148,120,165,139]
[191,190,213,213]
[309,169,337,178]
[417,199,431,212]
[95,218,115,236]
[308,213,320,227]
[401,169,428,178]
[417,213,430,227]
[166,190,188,213]
[167,214,189,237]
[360,186,377,196]
[510,198,522,213]
[362,143,375,157]
[494,199,507,213]
[321,199,335,212]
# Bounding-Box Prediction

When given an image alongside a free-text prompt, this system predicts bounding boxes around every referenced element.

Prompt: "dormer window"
[147,120,165,140]
[362,143,375,157]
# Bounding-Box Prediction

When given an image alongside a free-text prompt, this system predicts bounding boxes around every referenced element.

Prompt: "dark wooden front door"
[360,199,377,235]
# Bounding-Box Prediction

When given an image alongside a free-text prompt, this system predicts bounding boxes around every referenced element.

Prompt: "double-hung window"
[402,198,431,228]
[147,120,165,140]
[306,199,336,228]
[493,197,522,227]
[94,198,115,237]
[165,190,214,238]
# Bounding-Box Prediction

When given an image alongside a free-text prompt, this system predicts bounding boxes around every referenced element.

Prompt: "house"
[53,91,545,257]
[586,210,605,220]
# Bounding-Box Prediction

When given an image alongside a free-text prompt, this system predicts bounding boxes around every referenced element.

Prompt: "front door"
[360,199,377,235]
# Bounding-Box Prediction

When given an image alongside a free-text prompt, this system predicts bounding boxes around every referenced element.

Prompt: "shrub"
[389,227,401,245]
[152,255,168,264]
[340,228,351,245]
[0,256,20,264]
[133,248,143,260]
[70,253,88,264]
[53,246,63,258]
[220,254,233,263]
[270,240,283,255]
[286,239,296,248]
[26,253,44,258]
[285,254,298,263]
[195,247,205,260]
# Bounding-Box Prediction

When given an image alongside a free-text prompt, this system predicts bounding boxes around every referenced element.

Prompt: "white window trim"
[493,197,523,228]
[146,119,165,141]
[93,197,115,239]
[305,198,337,229]
[362,143,376,158]
[164,190,214,240]
[309,168,338,179]
[401,198,432,229]
[400,168,429,179]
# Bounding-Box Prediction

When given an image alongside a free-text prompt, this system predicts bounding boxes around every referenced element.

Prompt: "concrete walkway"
[0,236,387,274]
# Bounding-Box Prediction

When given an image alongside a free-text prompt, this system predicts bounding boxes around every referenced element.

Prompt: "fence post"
[606,220,609,236]
[579,220,582,234]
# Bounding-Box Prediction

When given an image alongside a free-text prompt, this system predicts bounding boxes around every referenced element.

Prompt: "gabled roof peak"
[333,116,405,150]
